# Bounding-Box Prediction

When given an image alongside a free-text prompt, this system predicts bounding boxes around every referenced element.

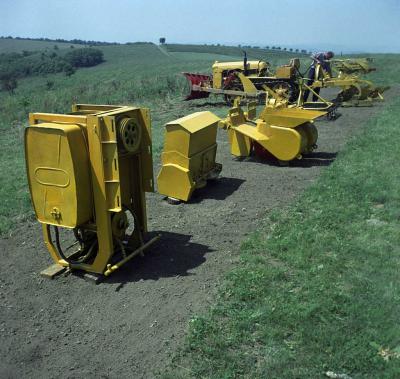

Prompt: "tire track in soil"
[1,87,397,379]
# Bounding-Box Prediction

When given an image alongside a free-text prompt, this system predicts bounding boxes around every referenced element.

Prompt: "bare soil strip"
[0,89,395,379]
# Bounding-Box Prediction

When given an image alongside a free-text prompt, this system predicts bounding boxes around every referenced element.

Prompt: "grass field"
[162,63,400,378]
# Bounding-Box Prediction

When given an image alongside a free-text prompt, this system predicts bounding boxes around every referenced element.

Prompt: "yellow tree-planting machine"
[25,104,158,279]
[219,99,326,162]
[331,58,376,75]
[157,111,222,202]
[309,59,389,106]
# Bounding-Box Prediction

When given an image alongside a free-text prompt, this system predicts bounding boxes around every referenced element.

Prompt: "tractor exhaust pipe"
[243,51,248,76]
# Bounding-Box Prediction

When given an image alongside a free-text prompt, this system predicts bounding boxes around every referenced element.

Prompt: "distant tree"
[46,80,54,90]
[289,48,293,52]
[295,48,299,53]
[159,37,166,44]
[70,45,74,48]
[265,46,269,49]
[65,48,104,68]
[1,75,17,93]
[283,47,287,51]
[54,45,59,50]
[277,46,281,50]
[64,65,75,76]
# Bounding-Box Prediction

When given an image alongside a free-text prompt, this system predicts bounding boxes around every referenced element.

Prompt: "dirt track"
[0,88,396,378]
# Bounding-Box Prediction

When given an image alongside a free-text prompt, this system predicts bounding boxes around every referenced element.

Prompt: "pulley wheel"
[111,211,129,238]
[272,82,291,99]
[119,117,142,153]
[271,81,299,102]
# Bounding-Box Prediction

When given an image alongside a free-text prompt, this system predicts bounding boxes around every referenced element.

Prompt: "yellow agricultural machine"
[157,111,222,202]
[309,59,389,106]
[25,104,158,280]
[183,54,300,105]
[331,58,376,75]
[219,99,326,162]
[184,52,388,108]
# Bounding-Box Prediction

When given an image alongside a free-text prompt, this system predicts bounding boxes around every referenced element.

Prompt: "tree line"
[0,35,154,47]
[0,47,104,93]
[0,35,118,46]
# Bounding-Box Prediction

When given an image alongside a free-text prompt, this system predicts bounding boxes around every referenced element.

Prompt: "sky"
[1,0,399,53]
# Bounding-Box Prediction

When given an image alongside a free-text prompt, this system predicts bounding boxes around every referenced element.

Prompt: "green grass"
[163,95,400,378]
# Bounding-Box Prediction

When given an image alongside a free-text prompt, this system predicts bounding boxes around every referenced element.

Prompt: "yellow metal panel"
[25,123,92,228]
[228,129,251,157]
[275,65,294,79]
[212,60,266,71]
[213,71,223,89]
[166,111,220,134]
[137,108,154,193]
[259,107,326,128]
[236,73,257,94]
[29,113,86,125]
[230,119,302,161]
[157,164,194,202]
[256,125,302,161]
[161,143,217,172]
[164,111,220,157]
[161,151,190,169]
[84,114,115,272]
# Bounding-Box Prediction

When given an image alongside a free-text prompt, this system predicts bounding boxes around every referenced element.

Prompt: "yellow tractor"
[25,104,158,280]
[183,53,300,105]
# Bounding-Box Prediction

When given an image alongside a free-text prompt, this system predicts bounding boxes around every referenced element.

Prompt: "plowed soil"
[1,88,396,379]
